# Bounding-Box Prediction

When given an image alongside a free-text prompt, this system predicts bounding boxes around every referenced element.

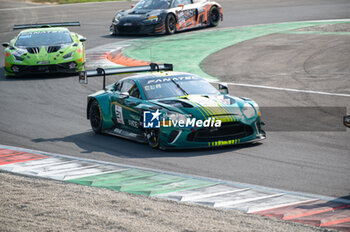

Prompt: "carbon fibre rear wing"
[79,63,173,89]
[13,21,80,30]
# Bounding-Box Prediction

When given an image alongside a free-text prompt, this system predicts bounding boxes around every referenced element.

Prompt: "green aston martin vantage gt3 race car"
[81,64,265,150]
[3,22,86,76]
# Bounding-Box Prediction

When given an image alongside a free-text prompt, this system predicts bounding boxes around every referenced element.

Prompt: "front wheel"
[145,129,160,148]
[110,25,116,36]
[165,14,176,35]
[89,100,103,134]
[208,6,220,27]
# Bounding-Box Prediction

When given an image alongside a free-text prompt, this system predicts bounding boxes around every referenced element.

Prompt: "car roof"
[123,71,204,82]
[19,27,70,34]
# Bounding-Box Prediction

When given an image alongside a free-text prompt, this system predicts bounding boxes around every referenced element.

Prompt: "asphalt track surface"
[0,0,349,199]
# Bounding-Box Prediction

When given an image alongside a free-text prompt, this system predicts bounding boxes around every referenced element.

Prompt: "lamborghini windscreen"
[140,77,219,100]
[134,0,172,10]
[15,31,73,47]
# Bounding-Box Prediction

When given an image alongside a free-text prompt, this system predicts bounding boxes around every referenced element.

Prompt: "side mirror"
[131,4,135,8]
[78,71,88,84]
[218,83,229,94]
[344,115,350,128]
[79,38,87,42]
[119,92,130,99]
[178,4,184,8]
[2,42,9,48]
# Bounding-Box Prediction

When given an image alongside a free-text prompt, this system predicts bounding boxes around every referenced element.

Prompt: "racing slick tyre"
[165,14,176,35]
[89,100,103,134]
[146,129,160,148]
[208,6,220,27]
[109,25,117,36]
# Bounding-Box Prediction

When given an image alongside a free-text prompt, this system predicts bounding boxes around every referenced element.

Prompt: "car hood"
[9,43,78,65]
[119,9,163,19]
[151,94,248,122]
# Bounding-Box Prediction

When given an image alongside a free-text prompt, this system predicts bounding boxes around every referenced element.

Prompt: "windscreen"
[134,0,172,10]
[15,31,73,47]
[140,76,219,100]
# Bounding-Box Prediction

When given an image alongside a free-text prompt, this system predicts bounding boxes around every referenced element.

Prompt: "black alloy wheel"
[166,14,176,35]
[209,6,220,27]
[89,100,103,134]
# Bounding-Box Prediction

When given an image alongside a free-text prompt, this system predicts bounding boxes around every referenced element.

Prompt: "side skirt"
[104,128,147,144]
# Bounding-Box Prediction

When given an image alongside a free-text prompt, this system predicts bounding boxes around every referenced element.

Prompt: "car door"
[112,79,143,133]
[172,0,198,31]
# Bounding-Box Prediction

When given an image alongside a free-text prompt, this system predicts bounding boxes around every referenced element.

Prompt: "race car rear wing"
[79,63,173,89]
[13,21,81,30]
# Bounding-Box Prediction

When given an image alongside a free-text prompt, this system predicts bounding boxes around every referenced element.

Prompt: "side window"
[120,80,141,99]
[120,80,134,92]
[115,81,122,92]
[173,0,192,7]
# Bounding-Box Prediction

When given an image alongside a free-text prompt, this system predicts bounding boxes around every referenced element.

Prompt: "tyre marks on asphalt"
[0,145,349,231]
[106,50,150,67]
[86,45,126,69]
[86,41,151,69]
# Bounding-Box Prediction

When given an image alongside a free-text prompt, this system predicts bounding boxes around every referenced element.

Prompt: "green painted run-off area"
[122,20,350,80]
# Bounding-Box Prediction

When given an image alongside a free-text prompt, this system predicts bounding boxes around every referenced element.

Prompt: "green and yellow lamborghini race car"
[2,22,86,76]
[80,64,266,150]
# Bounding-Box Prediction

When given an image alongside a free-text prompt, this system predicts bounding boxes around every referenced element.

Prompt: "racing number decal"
[115,105,124,124]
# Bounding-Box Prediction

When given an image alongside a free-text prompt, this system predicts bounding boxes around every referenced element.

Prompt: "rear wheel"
[208,6,220,27]
[165,14,176,35]
[146,129,160,148]
[89,100,103,134]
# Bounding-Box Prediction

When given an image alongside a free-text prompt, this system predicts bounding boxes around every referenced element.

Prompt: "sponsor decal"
[37,61,50,65]
[22,31,67,35]
[144,84,162,91]
[128,119,139,128]
[115,105,124,124]
[146,76,197,84]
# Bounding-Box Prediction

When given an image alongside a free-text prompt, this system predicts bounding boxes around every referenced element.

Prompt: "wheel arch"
[87,97,95,119]
[207,4,222,26]
[87,95,114,129]
[167,12,177,23]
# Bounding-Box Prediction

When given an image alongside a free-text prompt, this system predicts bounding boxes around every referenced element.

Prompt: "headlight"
[241,102,256,119]
[250,101,260,117]
[63,51,74,59]
[13,55,24,61]
[114,13,122,22]
[166,111,188,122]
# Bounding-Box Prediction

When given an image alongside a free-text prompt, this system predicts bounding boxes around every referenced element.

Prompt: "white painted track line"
[218,82,350,98]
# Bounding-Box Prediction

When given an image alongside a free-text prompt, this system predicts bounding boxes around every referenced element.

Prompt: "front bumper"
[111,21,166,35]
[158,120,266,150]
[4,61,84,76]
